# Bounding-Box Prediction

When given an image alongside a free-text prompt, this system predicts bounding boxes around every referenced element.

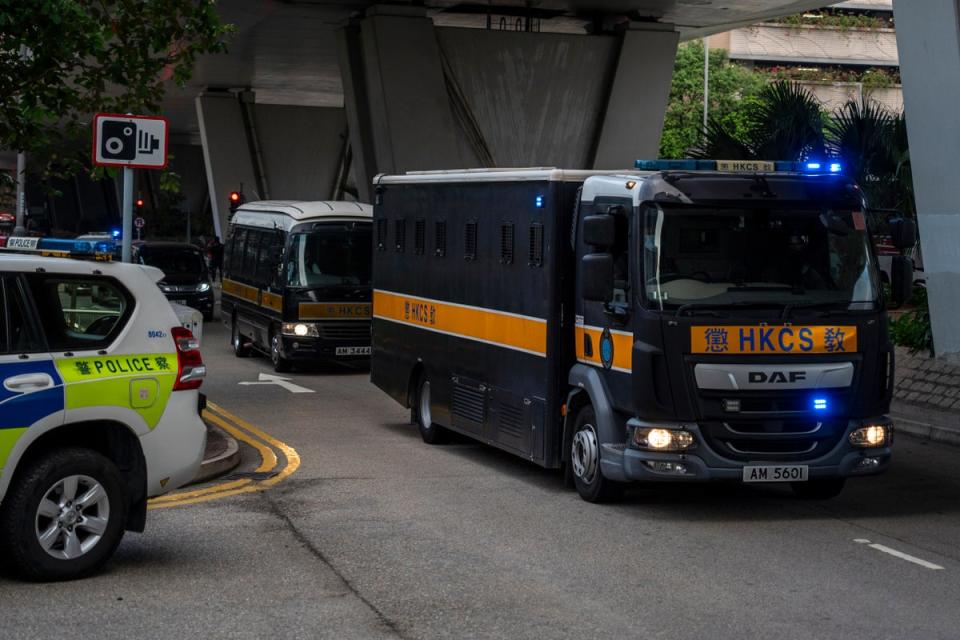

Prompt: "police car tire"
[791,478,846,500]
[0,448,126,582]
[571,406,625,503]
[414,375,449,445]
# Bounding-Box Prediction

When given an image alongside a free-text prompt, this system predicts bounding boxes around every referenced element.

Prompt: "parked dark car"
[133,241,215,320]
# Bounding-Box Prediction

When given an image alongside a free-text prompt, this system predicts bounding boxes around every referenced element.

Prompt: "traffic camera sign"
[92,114,169,169]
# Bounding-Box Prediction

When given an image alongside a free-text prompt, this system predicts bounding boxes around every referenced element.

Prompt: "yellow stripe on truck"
[222,278,259,304]
[299,302,371,320]
[260,290,283,312]
[373,289,547,356]
[575,325,633,372]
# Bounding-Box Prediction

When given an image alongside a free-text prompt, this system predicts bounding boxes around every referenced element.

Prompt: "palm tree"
[693,81,826,161]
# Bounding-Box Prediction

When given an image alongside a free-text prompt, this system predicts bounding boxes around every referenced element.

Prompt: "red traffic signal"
[228,190,244,214]
[135,198,145,209]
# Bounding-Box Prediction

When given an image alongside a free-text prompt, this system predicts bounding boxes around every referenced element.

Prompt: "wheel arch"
[4,420,148,533]
[562,364,621,461]
[406,360,425,410]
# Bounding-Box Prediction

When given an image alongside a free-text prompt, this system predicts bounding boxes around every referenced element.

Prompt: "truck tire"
[232,315,251,357]
[0,448,127,582]
[570,406,624,503]
[791,478,846,500]
[413,374,448,444]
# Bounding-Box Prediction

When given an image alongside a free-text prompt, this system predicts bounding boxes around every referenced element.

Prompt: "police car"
[0,238,206,580]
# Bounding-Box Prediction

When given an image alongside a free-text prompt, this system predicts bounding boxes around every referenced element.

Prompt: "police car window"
[3,278,45,354]
[26,276,131,351]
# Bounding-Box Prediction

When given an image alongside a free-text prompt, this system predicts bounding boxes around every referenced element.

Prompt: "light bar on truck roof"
[635,159,843,174]
[0,236,117,261]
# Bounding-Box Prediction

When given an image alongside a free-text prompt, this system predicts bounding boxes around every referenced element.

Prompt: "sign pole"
[121,167,133,262]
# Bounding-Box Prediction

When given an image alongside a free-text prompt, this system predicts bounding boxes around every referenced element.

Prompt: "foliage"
[771,11,892,31]
[760,65,899,89]
[658,41,766,158]
[693,81,826,161]
[0,0,231,191]
[890,285,933,355]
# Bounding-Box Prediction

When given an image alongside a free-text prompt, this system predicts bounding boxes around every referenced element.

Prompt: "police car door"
[0,275,64,475]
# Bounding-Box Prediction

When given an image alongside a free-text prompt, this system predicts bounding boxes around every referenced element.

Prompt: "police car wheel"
[232,316,251,357]
[0,448,126,581]
[414,376,448,444]
[270,331,292,373]
[571,406,624,503]
[791,478,846,500]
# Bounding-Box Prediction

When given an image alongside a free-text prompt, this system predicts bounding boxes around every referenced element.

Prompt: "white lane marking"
[854,539,944,570]
[238,372,315,394]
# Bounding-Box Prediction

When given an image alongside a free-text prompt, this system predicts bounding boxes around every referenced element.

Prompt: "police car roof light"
[0,236,117,261]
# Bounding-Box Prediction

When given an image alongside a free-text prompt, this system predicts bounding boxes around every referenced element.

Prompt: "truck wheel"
[570,406,624,503]
[791,478,846,500]
[0,448,127,582]
[232,315,250,357]
[269,329,292,373]
[413,375,448,444]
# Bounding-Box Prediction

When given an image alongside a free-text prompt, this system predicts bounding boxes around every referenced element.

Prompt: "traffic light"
[229,189,244,214]
[135,197,144,211]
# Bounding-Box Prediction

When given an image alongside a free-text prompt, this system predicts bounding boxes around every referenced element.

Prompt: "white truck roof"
[375,168,651,185]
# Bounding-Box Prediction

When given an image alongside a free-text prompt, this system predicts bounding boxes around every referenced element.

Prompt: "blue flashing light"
[805,162,822,170]
[535,195,544,208]
[829,162,842,173]
[813,397,828,411]
[111,228,121,238]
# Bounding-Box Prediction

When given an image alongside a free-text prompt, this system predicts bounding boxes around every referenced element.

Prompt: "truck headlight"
[849,424,891,448]
[633,427,696,451]
[282,322,318,337]
[197,282,211,293]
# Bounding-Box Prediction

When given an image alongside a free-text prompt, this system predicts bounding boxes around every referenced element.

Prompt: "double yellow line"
[148,401,300,510]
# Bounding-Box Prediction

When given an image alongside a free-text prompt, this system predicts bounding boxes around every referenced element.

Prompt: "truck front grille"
[699,418,846,461]
[319,322,371,342]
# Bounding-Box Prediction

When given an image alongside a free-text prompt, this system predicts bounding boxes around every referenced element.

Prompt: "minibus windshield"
[286,222,372,288]
[642,204,880,311]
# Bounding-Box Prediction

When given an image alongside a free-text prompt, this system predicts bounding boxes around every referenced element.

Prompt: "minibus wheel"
[231,315,251,357]
[269,328,292,373]
[414,374,448,444]
[570,406,624,503]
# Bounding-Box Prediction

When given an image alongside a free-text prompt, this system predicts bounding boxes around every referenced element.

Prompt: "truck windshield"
[642,204,880,311]
[286,222,372,288]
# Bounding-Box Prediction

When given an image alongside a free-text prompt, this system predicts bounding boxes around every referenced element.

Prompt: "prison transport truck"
[370,162,916,502]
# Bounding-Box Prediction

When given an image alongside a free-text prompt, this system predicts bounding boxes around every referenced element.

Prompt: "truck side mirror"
[889,216,917,251]
[583,215,615,248]
[582,253,614,302]
[890,255,914,306]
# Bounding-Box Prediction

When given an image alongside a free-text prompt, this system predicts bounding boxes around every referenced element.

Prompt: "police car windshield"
[286,223,372,288]
[642,204,880,311]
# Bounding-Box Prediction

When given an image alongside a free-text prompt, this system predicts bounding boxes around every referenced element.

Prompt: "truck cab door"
[575,197,634,378]
[0,275,64,474]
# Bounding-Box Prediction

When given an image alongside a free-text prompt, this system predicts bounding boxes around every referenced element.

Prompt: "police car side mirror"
[889,216,917,251]
[582,253,614,303]
[890,255,914,306]
[583,215,615,248]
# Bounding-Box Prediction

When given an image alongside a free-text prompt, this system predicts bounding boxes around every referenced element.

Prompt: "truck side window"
[611,211,630,303]
[435,220,446,257]
[25,276,130,351]
[465,221,478,261]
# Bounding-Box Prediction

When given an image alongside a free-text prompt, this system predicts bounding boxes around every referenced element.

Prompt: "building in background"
[708,0,900,112]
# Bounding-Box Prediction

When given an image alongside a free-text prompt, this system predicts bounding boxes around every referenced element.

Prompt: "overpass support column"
[894,0,960,356]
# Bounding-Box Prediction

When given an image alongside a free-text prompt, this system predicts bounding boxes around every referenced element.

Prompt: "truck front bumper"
[599,420,892,483]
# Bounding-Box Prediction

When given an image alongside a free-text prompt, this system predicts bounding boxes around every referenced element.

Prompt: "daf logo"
[748,371,807,384]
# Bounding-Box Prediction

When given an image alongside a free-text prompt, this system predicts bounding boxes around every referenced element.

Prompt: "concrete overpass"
[159,0,960,357]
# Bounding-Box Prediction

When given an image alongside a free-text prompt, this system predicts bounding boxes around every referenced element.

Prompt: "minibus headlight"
[633,427,696,451]
[849,424,891,448]
[197,282,211,293]
[282,322,318,338]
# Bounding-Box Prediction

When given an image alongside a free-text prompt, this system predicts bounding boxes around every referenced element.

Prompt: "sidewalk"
[892,347,960,446]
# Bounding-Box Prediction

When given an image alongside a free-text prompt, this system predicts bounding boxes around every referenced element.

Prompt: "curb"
[192,425,242,484]
[890,413,960,448]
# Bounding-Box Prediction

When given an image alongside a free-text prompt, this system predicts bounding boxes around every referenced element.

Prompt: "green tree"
[659,40,766,158]
[0,0,230,188]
